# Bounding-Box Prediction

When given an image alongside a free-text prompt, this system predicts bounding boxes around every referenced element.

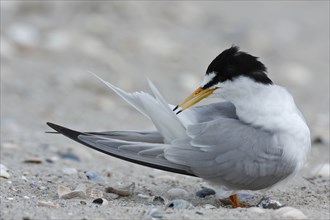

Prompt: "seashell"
[39,186,47,190]
[0,171,10,179]
[202,204,217,209]
[58,184,86,199]
[274,206,307,219]
[150,196,166,206]
[86,188,103,199]
[257,197,285,209]
[106,193,119,200]
[166,199,194,210]
[58,185,72,198]
[79,200,87,205]
[23,157,43,164]
[58,152,80,161]
[105,183,135,197]
[166,188,189,200]
[38,200,59,208]
[60,190,86,199]
[92,198,109,206]
[0,164,10,179]
[84,170,104,183]
[195,188,216,198]
[62,167,78,175]
[45,156,59,163]
[146,208,165,218]
[137,193,151,199]
[74,183,87,192]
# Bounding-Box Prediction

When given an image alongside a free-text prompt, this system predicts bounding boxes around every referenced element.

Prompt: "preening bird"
[47,46,310,208]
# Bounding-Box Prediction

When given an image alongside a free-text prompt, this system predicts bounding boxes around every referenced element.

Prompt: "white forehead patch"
[201,71,216,87]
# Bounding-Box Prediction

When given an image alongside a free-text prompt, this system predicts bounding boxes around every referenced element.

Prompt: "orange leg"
[229,194,240,208]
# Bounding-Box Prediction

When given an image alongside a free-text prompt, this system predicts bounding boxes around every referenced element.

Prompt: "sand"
[1,1,329,219]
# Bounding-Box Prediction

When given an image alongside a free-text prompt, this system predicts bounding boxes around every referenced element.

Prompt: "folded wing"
[164,118,296,190]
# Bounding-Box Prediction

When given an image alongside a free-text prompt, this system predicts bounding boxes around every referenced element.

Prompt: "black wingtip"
[176,110,183,115]
[46,122,84,140]
[46,122,197,177]
[173,105,178,111]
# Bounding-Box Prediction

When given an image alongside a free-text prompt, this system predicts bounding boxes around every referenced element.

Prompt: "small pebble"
[146,208,165,218]
[58,152,80,161]
[257,197,285,209]
[274,206,307,219]
[39,186,47,190]
[84,170,104,182]
[46,156,59,163]
[38,200,59,208]
[105,183,135,197]
[23,196,30,199]
[92,198,108,206]
[62,168,78,175]
[150,196,166,206]
[137,193,150,199]
[315,163,330,177]
[1,171,11,180]
[166,188,189,200]
[23,157,43,164]
[195,188,216,198]
[80,200,87,205]
[106,193,119,200]
[0,164,10,179]
[312,136,324,144]
[166,199,194,210]
[203,204,217,209]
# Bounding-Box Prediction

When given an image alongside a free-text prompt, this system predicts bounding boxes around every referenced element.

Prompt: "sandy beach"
[1,2,329,219]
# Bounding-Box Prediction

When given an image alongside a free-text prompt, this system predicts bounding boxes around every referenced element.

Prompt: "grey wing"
[164,118,296,190]
[47,123,194,176]
[178,102,238,125]
[86,130,164,143]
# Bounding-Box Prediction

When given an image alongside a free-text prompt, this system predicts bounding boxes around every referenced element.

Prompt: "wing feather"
[165,117,297,190]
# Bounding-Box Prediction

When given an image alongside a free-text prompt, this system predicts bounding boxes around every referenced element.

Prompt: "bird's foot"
[220,194,252,208]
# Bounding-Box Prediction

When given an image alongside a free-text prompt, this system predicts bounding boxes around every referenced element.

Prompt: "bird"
[47,46,311,208]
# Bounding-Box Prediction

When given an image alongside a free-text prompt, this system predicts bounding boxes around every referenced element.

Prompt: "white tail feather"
[89,72,187,143]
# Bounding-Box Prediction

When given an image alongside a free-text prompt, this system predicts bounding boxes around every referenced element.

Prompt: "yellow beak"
[174,87,218,114]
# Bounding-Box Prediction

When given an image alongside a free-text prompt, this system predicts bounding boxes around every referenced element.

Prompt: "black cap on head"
[203,46,272,88]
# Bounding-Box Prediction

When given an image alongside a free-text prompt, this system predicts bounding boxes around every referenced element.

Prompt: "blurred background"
[1,1,329,176]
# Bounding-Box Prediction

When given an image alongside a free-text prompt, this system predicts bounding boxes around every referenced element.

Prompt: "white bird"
[47,46,310,208]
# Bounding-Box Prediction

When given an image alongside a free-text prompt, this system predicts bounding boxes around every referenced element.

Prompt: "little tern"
[47,46,310,208]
